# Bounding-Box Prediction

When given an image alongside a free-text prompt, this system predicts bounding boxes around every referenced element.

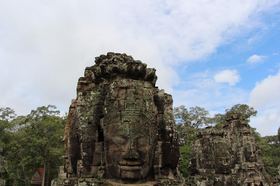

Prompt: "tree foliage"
[213,104,257,128]
[256,132,280,178]
[277,127,280,142]
[1,105,65,186]
[174,105,211,128]
[0,107,16,146]
[225,104,257,121]
[174,105,211,177]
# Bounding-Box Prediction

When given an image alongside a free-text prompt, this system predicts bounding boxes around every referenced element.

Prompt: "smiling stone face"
[61,53,181,185]
[103,79,158,180]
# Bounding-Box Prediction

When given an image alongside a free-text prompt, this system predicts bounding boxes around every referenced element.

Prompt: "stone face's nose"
[123,140,140,161]
[125,149,140,161]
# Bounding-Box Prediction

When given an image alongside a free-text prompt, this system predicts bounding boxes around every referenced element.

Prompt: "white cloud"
[174,71,248,112]
[250,71,280,108]
[246,54,266,64]
[250,108,280,136]
[249,71,280,136]
[173,70,280,136]
[214,69,240,86]
[0,0,279,114]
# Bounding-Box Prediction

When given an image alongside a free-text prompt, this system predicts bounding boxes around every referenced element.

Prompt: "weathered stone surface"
[189,112,274,186]
[55,53,183,185]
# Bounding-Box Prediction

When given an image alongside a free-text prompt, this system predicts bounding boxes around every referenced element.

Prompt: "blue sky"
[0,0,280,136]
[172,7,280,136]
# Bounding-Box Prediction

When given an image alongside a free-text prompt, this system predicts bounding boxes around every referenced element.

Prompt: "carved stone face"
[244,140,257,162]
[105,120,157,180]
[103,80,158,181]
[214,139,233,174]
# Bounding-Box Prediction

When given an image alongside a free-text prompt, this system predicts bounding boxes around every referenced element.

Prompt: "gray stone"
[55,53,183,186]
[189,112,273,186]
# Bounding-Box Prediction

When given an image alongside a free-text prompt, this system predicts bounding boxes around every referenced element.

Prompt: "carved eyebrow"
[116,135,127,139]
[110,137,127,145]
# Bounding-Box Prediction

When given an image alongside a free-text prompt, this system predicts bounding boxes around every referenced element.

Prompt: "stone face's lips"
[119,165,142,171]
[119,160,143,171]
[118,160,143,166]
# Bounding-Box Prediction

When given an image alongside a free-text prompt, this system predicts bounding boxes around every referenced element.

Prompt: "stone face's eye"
[112,136,127,145]
[138,136,149,146]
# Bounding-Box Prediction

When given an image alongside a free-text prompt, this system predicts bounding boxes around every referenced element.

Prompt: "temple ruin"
[189,111,273,185]
[52,52,279,186]
[54,53,183,185]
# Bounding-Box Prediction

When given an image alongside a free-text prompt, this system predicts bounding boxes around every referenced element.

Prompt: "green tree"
[213,104,257,128]
[174,106,211,128]
[256,132,280,178]
[0,107,17,185]
[225,104,257,121]
[0,107,16,147]
[277,127,280,143]
[0,107,16,121]
[174,105,211,177]
[3,105,65,186]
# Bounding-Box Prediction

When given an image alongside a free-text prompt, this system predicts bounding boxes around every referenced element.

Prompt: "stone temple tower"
[53,53,183,186]
[189,111,273,186]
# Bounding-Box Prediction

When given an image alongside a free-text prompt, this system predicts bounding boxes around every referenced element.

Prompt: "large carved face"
[244,138,257,162]
[214,139,233,173]
[103,79,158,181]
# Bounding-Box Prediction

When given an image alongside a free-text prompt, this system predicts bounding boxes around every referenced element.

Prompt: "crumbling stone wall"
[57,53,183,186]
[189,113,274,186]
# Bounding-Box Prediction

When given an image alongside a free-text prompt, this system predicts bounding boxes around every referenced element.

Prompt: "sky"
[0,0,280,136]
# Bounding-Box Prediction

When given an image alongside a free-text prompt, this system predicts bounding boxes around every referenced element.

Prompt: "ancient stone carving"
[59,53,182,185]
[189,113,273,186]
